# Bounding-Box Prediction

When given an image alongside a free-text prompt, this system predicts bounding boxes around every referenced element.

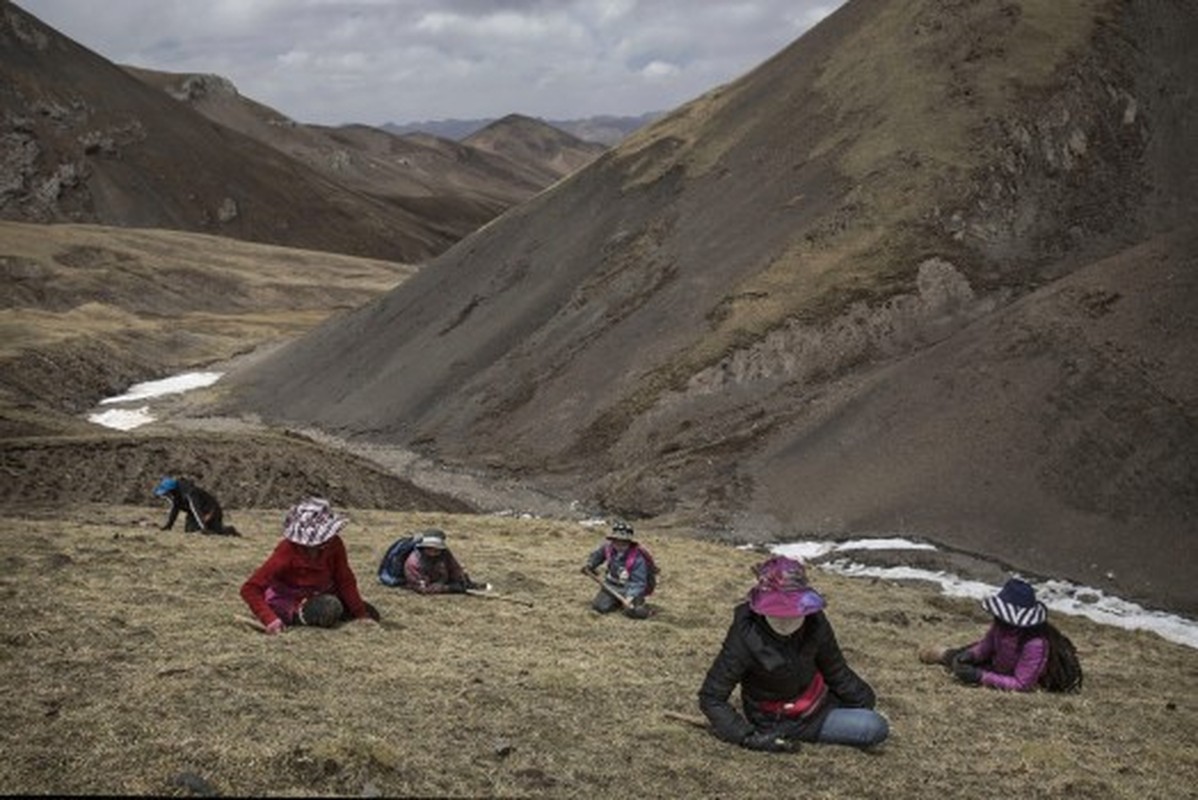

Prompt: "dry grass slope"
[0,219,412,432]
[1,507,1194,797]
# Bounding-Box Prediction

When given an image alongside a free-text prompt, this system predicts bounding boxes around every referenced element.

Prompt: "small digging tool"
[583,569,633,609]
[465,587,534,608]
[234,614,268,633]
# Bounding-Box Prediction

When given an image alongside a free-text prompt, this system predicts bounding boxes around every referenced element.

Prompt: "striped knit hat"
[982,578,1047,628]
[282,497,347,547]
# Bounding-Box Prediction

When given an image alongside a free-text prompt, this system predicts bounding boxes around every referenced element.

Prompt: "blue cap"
[153,477,178,497]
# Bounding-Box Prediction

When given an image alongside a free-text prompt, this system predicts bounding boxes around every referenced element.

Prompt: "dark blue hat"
[153,477,178,497]
[982,578,1047,627]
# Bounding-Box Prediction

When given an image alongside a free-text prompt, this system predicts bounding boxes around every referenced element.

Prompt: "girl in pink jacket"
[942,578,1049,692]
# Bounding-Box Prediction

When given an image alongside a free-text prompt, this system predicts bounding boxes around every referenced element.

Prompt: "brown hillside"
[0,219,413,437]
[464,113,609,185]
[124,68,604,246]
[215,0,1198,614]
[0,2,443,262]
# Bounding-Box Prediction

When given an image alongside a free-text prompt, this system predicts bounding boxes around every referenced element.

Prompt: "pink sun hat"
[747,555,827,618]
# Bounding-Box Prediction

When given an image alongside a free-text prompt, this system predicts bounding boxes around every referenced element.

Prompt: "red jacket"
[241,536,369,626]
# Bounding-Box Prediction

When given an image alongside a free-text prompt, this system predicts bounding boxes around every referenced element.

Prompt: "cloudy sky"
[19,0,845,126]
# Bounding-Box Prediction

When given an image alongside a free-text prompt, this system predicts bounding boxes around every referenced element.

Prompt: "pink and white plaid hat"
[747,555,827,618]
[282,497,347,546]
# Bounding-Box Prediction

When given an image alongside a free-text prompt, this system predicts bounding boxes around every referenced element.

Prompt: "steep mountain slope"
[218,0,1198,613]
[0,2,440,262]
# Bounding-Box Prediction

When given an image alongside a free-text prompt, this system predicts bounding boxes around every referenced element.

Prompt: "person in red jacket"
[240,497,379,635]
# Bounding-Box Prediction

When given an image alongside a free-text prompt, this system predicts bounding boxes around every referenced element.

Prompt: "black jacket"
[698,603,876,743]
[162,480,225,534]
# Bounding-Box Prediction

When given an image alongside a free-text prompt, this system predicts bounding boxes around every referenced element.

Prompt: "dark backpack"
[378,536,418,587]
[604,542,660,597]
[1038,622,1083,693]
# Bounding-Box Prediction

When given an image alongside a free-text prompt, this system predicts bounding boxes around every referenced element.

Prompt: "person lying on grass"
[240,497,379,634]
[923,577,1056,692]
[698,555,889,753]
[402,529,486,594]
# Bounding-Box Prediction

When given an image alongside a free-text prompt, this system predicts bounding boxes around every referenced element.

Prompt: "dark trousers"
[591,588,650,619]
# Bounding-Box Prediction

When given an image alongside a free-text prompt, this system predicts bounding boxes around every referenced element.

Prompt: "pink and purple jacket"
[965,622,1048,692]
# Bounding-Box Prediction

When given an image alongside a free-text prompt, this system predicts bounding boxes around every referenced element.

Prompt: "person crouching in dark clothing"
[153,476,239,536]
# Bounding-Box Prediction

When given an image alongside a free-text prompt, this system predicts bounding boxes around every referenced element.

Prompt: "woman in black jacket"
[153,476,239,536]
[698,555,888,752]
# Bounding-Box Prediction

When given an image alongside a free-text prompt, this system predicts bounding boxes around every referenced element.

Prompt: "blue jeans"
[812,708,889,747]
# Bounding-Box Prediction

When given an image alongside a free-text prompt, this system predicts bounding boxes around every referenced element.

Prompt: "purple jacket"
[966,622,1048,692]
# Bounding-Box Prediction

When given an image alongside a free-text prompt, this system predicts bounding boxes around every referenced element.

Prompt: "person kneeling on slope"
[580,520,654,619]
[153,476,239,536]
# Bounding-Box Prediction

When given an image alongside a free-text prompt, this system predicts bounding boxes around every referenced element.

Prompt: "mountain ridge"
[383,111,663,145]
[1,2,606,262]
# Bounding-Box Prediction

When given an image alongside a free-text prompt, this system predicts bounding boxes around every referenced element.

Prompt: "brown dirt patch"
[0,431,472,515]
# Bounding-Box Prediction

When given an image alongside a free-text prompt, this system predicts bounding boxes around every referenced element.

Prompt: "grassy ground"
[2,506,1194,797]
[0,220,412,435]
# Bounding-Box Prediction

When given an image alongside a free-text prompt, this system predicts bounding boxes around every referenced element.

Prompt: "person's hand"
[953,660,982,685]
[580,565,597,576]
[741,730,799,753]
[264,619,284,636]
[952,648,976,665]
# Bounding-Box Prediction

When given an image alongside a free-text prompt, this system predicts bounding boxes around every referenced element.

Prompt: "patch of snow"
[87,406,155,431]
[88,371,224,430]
[766,540,1198,650]
[772,538,937,560]
[100,371,223,404]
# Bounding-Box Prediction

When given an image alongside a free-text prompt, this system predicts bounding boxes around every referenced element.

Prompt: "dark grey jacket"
[698,603,876,743]
[162,480,228,534]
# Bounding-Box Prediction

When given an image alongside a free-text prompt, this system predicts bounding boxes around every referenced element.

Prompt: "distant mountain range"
[382,112,664,146]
